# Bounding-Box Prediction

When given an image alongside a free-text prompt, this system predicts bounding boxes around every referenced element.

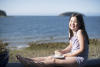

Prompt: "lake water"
[0,16,100,48]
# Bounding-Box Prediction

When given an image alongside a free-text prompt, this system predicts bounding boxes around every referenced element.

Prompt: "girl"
[16,13,89,67]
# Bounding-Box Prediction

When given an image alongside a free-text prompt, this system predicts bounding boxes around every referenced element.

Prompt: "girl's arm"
[64,30,85,57]
[61,42,72,54]
[55,42,72,54]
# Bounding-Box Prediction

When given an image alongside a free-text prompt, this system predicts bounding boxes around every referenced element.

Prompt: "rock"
[0,10,7,16]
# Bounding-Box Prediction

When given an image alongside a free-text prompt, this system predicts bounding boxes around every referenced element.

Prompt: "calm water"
[0,16,100,48]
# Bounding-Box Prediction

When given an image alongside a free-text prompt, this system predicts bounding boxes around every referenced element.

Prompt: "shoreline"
[7,38,100,50]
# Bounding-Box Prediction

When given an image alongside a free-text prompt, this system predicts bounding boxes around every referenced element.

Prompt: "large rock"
[0,10,7,16]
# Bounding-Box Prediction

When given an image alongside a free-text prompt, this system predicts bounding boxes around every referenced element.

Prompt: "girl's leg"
[54,57,78,67]
[31,56,55,67]
[38,56,55,67]
[31,57,47,62]
[16,55,42,67]
[16,55,54,67]
[31,56,52,62]
[32,56,78,67]
[16,55,29,67]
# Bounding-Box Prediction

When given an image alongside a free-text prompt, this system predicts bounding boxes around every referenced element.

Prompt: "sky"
[0,0,100,16]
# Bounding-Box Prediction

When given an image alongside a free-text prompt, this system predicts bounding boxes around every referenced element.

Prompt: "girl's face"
[69,16,79,32]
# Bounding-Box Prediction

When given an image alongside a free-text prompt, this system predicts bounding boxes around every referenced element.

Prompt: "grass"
[88,39,100,59]
[8,39,100,62]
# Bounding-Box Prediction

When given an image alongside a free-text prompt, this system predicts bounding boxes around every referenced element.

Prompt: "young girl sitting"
[16,13,89,67]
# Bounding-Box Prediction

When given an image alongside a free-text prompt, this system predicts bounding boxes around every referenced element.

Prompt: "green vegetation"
[0,40,8,53]
[88,39,100,59]
[9,39,100,62]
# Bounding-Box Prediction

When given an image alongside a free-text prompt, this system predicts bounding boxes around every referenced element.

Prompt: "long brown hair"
[69,13,89,44]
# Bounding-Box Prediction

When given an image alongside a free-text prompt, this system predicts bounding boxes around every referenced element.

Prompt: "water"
[0,16,100,48]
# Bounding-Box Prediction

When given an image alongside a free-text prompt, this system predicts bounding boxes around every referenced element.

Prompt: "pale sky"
[0,0,100,16]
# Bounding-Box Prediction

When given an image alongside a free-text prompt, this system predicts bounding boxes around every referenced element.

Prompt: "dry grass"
[88,39,100,59]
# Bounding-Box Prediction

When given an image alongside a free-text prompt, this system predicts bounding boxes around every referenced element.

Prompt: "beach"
[8,39,100,62]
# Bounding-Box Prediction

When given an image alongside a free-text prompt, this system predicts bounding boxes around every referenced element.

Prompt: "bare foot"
[16,55,25,63]
[16,55,29,67]
[16,55,43,67]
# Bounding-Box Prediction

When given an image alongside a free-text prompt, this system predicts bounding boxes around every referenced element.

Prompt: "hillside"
[59,12,84,16]
[0,10,7,16]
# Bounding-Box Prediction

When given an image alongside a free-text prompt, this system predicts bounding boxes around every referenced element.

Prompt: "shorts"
[76,57,87,67]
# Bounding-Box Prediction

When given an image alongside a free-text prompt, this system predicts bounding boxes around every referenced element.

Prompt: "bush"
[0,40,8,53]
[0,40,9,67]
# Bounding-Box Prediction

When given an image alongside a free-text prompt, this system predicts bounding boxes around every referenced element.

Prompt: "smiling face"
[69,16,79,32]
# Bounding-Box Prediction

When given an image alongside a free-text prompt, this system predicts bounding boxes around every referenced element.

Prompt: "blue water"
[0,16,100,48]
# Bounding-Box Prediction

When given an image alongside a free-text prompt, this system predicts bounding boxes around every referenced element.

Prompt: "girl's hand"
[55,50,65,54]
[54,50,63,56]
[55,50,62,53]
[63,53,72,57]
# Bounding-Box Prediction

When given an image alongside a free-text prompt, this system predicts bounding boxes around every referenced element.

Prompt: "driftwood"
[6,59,100,67]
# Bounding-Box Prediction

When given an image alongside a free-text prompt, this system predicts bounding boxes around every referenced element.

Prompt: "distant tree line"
[0,10,7,16]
